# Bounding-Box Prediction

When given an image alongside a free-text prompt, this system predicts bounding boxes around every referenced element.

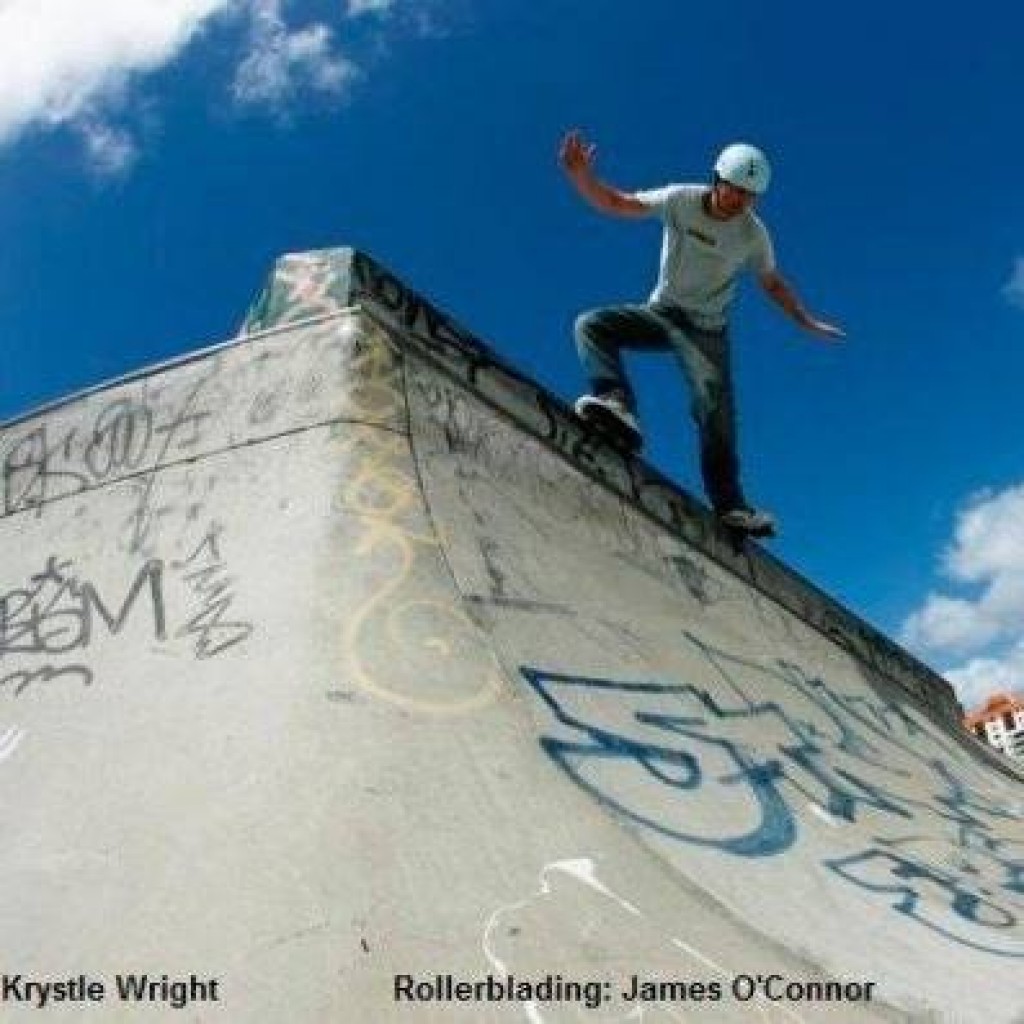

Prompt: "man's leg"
[574,305,674,410]
[666,317,747,514]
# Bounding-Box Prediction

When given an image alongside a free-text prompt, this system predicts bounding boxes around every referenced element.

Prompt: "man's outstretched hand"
[558,130,647,218]
[559,130,596,180]
[760,272,846,342]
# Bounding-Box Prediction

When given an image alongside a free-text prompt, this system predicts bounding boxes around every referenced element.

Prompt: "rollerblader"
[560,130,844,536]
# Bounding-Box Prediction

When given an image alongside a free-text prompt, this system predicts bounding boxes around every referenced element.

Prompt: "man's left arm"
[758,270,845,341]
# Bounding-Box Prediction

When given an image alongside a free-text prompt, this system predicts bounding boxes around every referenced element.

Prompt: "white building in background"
[965,693,1024,762]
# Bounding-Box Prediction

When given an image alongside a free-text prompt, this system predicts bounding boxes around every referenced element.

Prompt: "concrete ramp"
[0,248,1020,1022]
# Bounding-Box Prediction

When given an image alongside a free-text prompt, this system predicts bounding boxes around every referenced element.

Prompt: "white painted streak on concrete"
[483,859,806,1023]
[0,727,24,762]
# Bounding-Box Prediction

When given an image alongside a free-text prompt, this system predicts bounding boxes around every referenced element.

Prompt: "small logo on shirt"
[685,227,717,247]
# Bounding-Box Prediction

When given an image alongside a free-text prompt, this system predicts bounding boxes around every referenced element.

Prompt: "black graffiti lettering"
[0,664,93,696]
[0,590,37,650]
[0,558,87,654]
[3,430,46,513]
[353,252,490,373]
[84,400,154,479]
[180,599,253,659]
[535,393,613,472]
[30,557,86,653]
[181,564,224,596]
[0,558,166,660]
[3,426,90,513]
[28,586,86,655]
[83,561,166,641]
[178,524,222,568]
[173,524,253,659]
[128,374,215,552]
[153,404,211,453]
[1,382,214,533]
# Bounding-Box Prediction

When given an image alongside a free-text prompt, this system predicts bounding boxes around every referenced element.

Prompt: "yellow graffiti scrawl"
[336,427,503,715]
[308,316,502,715]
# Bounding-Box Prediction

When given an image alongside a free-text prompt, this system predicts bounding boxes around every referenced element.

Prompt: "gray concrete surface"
[0,249,1020,1022]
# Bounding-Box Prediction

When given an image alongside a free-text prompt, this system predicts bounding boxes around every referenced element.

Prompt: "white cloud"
[901,483,1024,708]
[943,485,1024,582]
[0,0,438,173]
[1003,257,1024,310]
[232,0,356,108]
[0,0,225,141]
[902,594,999,654]
[946,646,1024,712]
[77,120,139,177]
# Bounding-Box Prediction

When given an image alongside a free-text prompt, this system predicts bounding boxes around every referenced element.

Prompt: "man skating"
[560,129,844,535]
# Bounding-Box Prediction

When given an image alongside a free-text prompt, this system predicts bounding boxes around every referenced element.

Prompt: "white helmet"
[713,143,771,194]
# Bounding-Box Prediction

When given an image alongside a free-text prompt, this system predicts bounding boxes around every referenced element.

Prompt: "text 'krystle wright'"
[1,973,221,1010]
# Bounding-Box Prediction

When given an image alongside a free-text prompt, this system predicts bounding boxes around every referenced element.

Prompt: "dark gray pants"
[575,302,746,513]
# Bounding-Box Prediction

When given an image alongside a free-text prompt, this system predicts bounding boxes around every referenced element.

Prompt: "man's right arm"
[559,130,650,218]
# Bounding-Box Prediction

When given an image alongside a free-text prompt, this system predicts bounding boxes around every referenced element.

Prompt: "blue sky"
[1,0,1022,711]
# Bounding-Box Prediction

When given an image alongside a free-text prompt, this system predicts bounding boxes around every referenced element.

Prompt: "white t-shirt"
[632,183,776,327]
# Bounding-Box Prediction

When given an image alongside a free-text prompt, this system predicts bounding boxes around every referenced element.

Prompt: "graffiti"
[334,427,503,715]
[351,251,491,376]
[237,246,962,717]
[3,397,177,514]
[123,375,214,553]
[396,314,954,715]
[409,372,688,577]
[0,664,93,696]
[0,556,166,655]
[172,522,253,659]
[354,248,959,719]
[828,847,1020,955]
[4,427,85,514]
[208,247,960,719]
[0,545,251,696]
[84,399,154,479]
[521,634,1023,956]
[462,371,951,710]
[533,390,631,482]
[0,556,164,696]
[2,380,214,549]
